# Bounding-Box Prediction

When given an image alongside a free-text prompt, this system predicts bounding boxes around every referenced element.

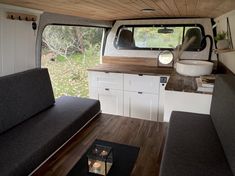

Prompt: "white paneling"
[2,18,15,75]
[158,76,169,122]
[15,20,28,72]
[164,91,212,122]
[27,22,36,68]
[105,18,216,61]
[0,4,41,76]
[215,10,235,73]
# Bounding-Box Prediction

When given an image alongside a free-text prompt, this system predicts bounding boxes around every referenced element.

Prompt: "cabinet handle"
[105,88,110,91]
[138,92,143,94]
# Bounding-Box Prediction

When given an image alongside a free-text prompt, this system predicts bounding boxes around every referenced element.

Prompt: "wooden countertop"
[165,72,197,92]
[165,72,212,94]
[87,64,173,76]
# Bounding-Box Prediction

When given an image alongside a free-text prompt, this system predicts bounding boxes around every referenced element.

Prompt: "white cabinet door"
[97,88,123,116]
[124,91,159,121]
[124,74,160,94]
[88,71,123,90]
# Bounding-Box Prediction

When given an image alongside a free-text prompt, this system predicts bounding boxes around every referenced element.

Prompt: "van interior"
[0,1,235,176]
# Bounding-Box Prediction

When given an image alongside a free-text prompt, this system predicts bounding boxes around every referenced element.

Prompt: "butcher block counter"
[165,72,198,93]
[87,63,173,76]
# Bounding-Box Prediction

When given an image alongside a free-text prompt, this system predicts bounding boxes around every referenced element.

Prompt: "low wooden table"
[32,114,168,176]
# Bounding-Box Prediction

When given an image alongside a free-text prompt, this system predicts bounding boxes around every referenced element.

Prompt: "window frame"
[114,24,206,51]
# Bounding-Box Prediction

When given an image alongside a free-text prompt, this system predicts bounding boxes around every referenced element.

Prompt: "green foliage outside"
[41,25,103,98]
[214,31,227,41]
[134,27,183,48]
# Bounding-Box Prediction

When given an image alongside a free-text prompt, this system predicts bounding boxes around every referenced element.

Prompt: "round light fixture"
[141,8,156,13]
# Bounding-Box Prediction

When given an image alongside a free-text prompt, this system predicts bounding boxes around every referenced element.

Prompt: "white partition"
[0,4,42,76]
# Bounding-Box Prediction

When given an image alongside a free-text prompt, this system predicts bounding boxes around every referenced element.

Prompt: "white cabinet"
[124,91,158,121]
[164,90,212,122]
[88,71,124,115]
[90,87,123,115]
[123,74,160,121]
[88,71,164,121]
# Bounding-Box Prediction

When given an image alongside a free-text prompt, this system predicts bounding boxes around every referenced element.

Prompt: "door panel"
[124,91,158,121]
[98,88,123,116]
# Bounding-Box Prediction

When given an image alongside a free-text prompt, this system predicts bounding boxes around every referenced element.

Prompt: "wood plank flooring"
[32,113,168,176]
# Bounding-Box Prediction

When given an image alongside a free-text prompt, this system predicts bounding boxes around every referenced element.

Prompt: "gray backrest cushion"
[0,68,55,133]
[210,74,235,175]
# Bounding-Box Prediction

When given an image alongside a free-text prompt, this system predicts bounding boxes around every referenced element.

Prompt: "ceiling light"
[141,8,156,13]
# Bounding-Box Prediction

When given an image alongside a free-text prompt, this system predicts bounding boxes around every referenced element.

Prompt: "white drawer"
[124,74,160,94]
[88,71,123,90]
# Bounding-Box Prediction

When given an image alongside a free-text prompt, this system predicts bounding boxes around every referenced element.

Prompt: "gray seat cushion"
[0,68,55,133]
[211,74,235,175]
[0,96,100,176]
[160,111,233,176]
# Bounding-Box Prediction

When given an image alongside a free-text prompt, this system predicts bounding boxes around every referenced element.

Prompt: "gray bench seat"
[0,68,100,176]
[0,96,100,176]
[160,111,233,176]
[160,75,235,176]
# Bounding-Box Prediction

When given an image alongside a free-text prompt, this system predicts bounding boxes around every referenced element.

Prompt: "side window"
[115,25,204,51]
[41,25,103,98]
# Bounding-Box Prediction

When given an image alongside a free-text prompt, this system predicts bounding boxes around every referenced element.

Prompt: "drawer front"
[124,74,160,94]
[97,88,124,116]
[88,71,123,90]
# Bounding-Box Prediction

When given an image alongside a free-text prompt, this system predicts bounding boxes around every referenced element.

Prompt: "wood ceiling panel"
[185,0,199,16]
[175,0,187,16]
[163,0,180,16]
[0,0,235,20]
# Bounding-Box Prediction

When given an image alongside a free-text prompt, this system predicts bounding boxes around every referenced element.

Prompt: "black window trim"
[114,24,206,51]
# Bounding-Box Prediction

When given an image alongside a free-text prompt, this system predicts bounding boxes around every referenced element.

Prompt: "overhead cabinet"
[88,71,164,121]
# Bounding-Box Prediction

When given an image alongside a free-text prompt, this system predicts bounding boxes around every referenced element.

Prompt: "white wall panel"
[215,10,235,73]
[0,4,42,76]
[1,18,15,75]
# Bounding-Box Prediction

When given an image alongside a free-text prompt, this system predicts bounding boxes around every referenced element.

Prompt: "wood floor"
[32,113,168,176]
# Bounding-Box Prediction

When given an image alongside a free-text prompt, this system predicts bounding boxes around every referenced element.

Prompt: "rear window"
[114,24,205,51]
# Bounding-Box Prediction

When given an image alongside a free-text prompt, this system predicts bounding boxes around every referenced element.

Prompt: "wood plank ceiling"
[0,0,235,20]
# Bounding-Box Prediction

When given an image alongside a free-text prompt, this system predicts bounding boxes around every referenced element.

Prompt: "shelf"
[214,49,235,54]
